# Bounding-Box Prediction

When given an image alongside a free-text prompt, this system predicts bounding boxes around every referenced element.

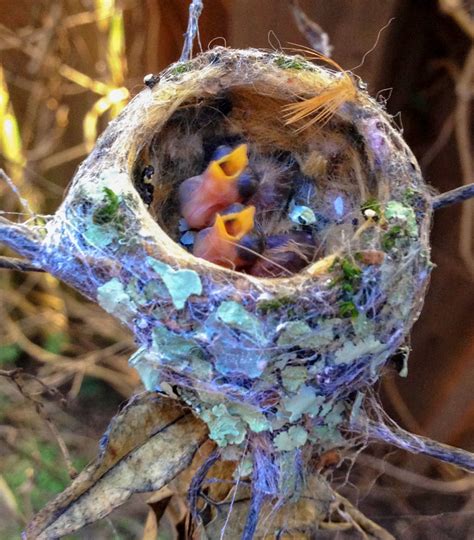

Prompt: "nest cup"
[40,48,432,499]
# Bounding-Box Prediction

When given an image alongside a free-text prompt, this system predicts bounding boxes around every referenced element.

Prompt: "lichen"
[274,426,309,451]
[146,257,202,309]
[333,337,384,365]
[277,321,333,349]
[97,278,136,321]
[216,301,266,344]
[200,404,247,447]
[385,200,418,236]
[282,385,324,422]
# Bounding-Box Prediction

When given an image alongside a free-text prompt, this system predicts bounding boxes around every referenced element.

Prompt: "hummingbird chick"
[247,154,295,226]
[179,144,257,229]
[193,205,263,269]
[249,230,316,278]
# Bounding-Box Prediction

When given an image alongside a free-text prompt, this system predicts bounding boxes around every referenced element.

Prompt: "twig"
[432,182,474,209]
[357,418,474,473]
[333,492,396,540]
[0,368,77,479]
[439,0,474,40]
[455,45,474,273]
[180,0,203,62]
[288,0,332,57]
[356,453,474,493]
[0,216,42,260]
[0,255,45,272]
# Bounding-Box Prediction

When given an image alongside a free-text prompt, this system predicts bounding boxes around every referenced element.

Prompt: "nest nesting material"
[37,47,432,508]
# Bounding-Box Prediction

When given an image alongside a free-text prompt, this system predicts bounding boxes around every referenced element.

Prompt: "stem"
[432,182,474,210]
[0,255,44,272]
[0,216,43,260]
[358,418,474,473]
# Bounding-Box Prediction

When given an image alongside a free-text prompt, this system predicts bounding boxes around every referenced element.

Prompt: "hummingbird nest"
[37,48,432,505]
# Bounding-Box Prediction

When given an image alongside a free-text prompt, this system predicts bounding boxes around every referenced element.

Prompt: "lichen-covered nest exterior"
[38,47,432,494]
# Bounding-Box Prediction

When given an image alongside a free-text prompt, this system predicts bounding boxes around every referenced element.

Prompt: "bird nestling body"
[179,144,257,229]
[193,205,264,269]
[248,155,294,217]
[249,230,317,277]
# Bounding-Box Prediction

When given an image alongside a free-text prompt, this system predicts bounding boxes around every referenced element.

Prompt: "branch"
[356,417,474,473]
[0,255,44,272]
[0,216,43,260]
[432,182,474,209]
[180,0,204,62]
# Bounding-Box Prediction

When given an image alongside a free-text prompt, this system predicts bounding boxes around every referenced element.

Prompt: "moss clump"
[274,56,307,70]
[170,62,192,76]
[381,225,402,251]
[93,187,120,225]
[257,296,293,314]
[330,258,362,318]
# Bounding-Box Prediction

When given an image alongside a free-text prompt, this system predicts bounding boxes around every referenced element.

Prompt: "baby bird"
[179,144,257,229]
[249,230,316,278]
[193,205,264,269]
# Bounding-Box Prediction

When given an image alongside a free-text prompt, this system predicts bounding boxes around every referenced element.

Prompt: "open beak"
[179,144,249,229]
[193,206,257,268]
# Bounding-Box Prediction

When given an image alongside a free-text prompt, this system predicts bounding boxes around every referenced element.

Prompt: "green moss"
[92,187,120,224]
[257,296,293,314]
[171,62,192,76]
[339,300,358,318]
[381,225,402,251]
[274,56,307,70]
[330,258,362,318]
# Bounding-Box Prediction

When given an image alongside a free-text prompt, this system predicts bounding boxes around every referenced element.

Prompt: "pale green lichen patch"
[309,401,346,450]
[274,425,308,451]
[216,301,266,344]
[282,385,324,422]
[83,222,117,247]
[385,201,418,236]
[152,326,203,369]
[281,366,307,392]
[97,278,136,321]
[200,404,247,447]
[234,457,253,479]
[277,320,334,349]
[146,257,202,309]
[128,347,162,391]
[333,337,384,365]
[228,403,272,433]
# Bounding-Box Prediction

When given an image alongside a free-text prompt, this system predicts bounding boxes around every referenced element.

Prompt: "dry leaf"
[24,392,208,539]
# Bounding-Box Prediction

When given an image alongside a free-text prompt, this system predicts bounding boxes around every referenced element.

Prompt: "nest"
[38,47,432,508]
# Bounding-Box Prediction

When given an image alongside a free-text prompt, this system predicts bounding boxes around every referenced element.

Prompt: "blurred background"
[0,1,473,538]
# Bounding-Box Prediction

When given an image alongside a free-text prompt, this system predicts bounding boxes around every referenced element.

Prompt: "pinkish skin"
[179,172,240,229]
[179,144,249,229]
[193,226,239,268]
[193,206,257,269]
